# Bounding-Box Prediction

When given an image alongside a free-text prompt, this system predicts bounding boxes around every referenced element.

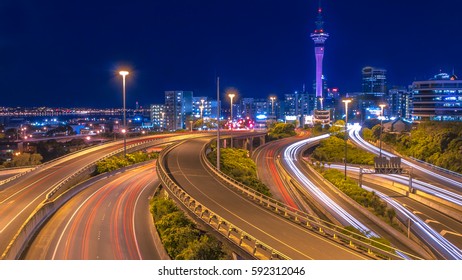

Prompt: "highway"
[162,136,370,259]
[253,136,310,211]
[256,134,427,258]
[24,163,162,260]
[349,125,462,193]
[0,132,207,258]
[330,164,462,259]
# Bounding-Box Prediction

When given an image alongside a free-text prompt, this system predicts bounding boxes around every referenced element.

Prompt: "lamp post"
[379,104,386,158]
[228,93,235,125]
[342,99,352,180]
[199,105,204,129]
[119,70,129,157]
[200,98,205,129]
[270,96,276,117]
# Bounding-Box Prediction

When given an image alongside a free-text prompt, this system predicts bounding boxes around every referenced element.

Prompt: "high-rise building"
[193,97,209,119]
[388,87,411,119]
[150,104,165,130]
[412,72,462,121]
[358,66,388,120]
[283,91,315,126]
[164,90,193,131]
[362,66,387,97]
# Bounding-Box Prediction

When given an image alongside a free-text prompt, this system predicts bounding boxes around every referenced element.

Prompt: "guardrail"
[200,140,423,260]
[410,157,462,179]
[1,138,161,260]
[0,139,121,187]
[46,139,161,200]
[0,167,39,186]
[156,142,290,260]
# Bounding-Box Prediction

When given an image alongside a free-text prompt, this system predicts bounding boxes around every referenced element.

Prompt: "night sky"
[1,0,461,108]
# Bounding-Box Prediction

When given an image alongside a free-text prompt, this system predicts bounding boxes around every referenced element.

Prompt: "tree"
[329,120,344,134]
[268,123,296,140]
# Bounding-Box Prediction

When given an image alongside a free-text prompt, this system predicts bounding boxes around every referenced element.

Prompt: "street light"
[119,70,129,157]
[200,98,205,129]
[199,105,204,129]
[228,93,235,125]
[270,96,276,117]
[379,104,386,158]
[342,99,352,180]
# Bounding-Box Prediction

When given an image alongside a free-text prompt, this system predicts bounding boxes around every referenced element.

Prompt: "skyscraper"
[362,66,387,96]
[164,90,193,131]
[310,0,329,109]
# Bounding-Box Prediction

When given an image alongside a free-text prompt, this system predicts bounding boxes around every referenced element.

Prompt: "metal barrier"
[156,142,291,260]
[200,140,423,260]
[410,157,462,179]
[1,138,163,260]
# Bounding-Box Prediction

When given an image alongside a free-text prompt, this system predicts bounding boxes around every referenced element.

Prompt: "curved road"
[349,125,462,194]
[0,133,205,257]
[253,136,308,210]
[24,163,162,260]
[163,137,370,259]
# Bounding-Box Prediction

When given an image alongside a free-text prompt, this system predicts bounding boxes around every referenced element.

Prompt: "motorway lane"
[280,136,431,258]
[0,133,206,257]
[163,137,370,260]
[349,126,462,195]
[338,167,462,251]
[24,163,162,260]
[253,137,304,209]
[0,168,34,181]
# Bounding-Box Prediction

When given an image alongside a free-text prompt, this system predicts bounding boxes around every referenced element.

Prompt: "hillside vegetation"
[363,122,462,173]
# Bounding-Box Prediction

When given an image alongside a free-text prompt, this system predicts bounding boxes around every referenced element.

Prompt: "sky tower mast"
[310,0,329,110]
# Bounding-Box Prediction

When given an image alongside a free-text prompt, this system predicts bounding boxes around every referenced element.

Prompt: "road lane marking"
[168,142,368,260]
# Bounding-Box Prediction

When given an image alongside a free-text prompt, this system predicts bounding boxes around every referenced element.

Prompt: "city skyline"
[1,0,461,108]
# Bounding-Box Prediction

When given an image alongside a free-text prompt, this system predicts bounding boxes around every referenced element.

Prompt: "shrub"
[150,196,229,260]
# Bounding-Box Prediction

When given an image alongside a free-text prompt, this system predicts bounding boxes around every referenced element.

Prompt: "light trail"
[350,125,462,190]
[330,164,462,207]
[283,134,379,237]
[362,185,462,260]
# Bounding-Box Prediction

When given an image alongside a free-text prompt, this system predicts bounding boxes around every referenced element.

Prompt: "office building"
[164,91,193,131]
[150,104,165,130]
[412,72,462,121]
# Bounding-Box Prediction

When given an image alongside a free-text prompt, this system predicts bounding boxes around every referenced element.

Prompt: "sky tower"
[310,0,329,110]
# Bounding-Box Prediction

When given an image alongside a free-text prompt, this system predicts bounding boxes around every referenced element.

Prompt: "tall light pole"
[200,98,205,129]
[379,104,386,158]
[342,99,352,180]
[228,93,235,126]
[270,96,276,117]
[119,70,129,157]
[199,105,204,128]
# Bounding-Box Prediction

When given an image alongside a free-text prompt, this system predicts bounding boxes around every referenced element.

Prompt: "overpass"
[0,132,210,259]
[156,132,412,259]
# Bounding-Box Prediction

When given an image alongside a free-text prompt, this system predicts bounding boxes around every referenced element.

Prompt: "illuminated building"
[412,72,462,121]
[164,91,193,130]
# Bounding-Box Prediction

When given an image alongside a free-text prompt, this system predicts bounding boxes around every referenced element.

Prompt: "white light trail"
[283,134,378,237]
[330,164,462,207]
[350,125,462,190]
[362,185,462,260]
